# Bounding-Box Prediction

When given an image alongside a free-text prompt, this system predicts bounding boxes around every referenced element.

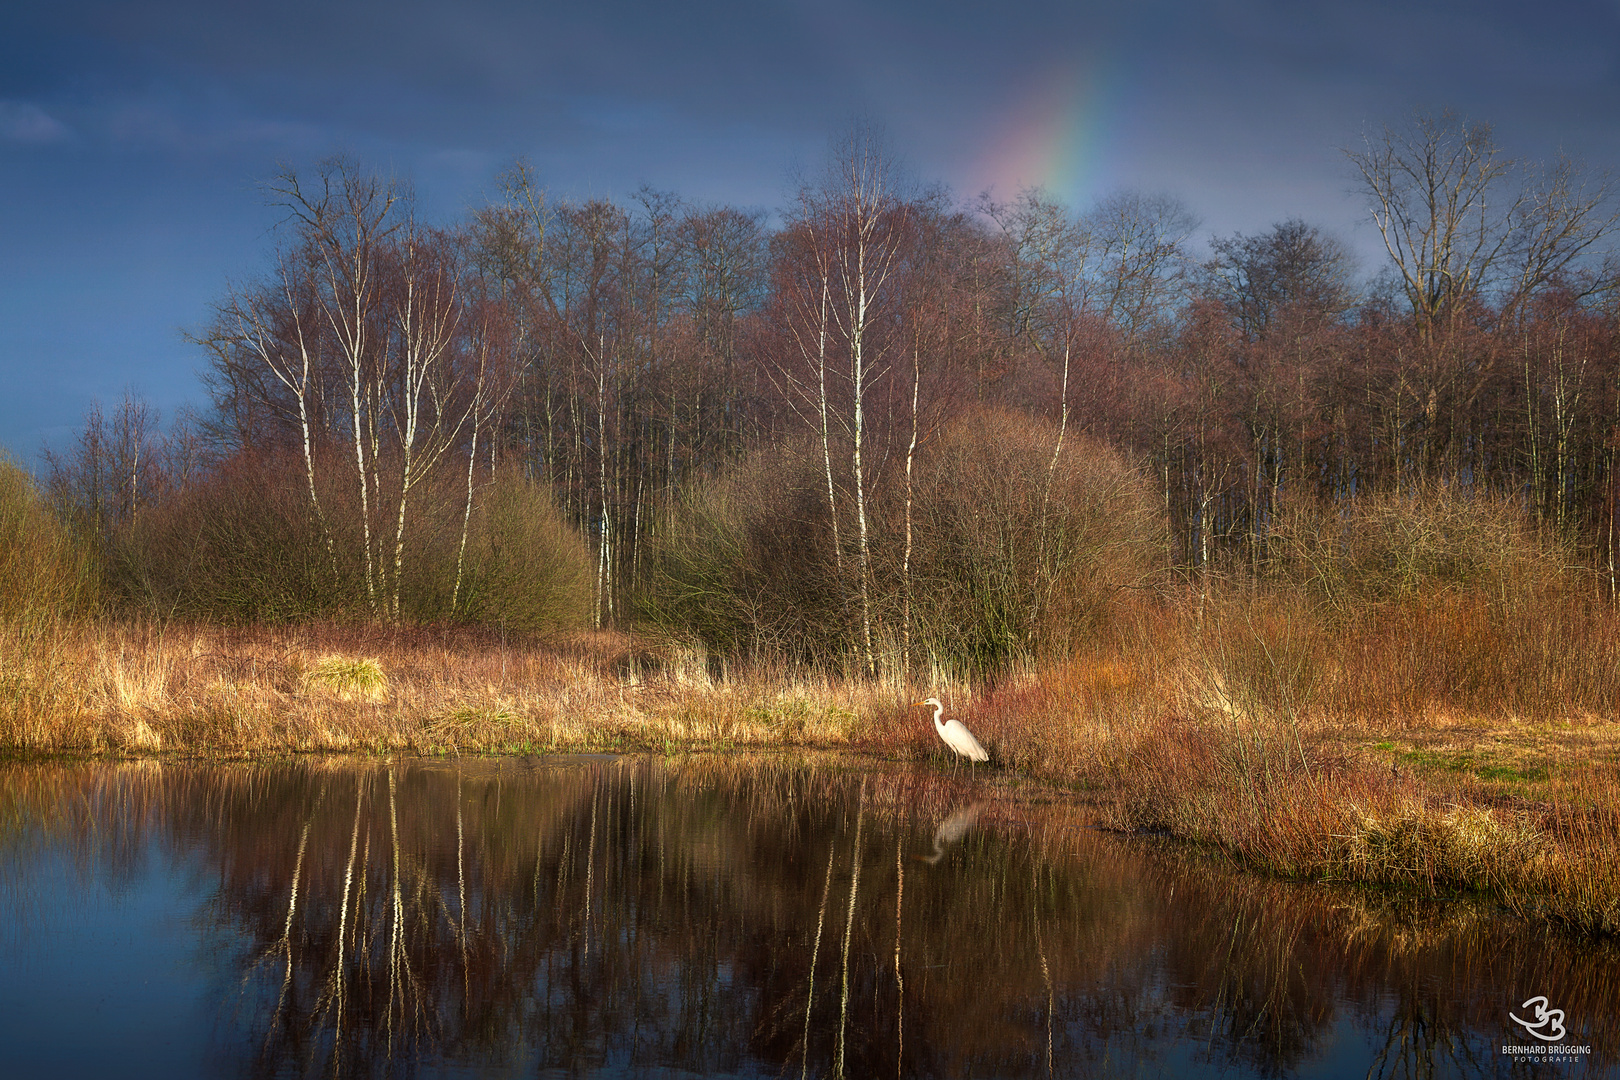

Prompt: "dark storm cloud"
[10,2,1616,196]
[2,0,1619,458]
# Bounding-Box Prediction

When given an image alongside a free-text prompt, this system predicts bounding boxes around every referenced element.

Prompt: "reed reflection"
[0,757,1615,1079]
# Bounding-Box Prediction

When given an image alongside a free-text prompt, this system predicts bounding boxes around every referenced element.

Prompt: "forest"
[23,111,1620,679]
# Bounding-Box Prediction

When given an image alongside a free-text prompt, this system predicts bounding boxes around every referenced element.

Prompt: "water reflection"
[0,756,1615,1078]
[918,802,982,865]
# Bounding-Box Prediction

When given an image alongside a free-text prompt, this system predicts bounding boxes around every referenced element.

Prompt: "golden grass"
[0,620,898,758]
[303,655,389,702]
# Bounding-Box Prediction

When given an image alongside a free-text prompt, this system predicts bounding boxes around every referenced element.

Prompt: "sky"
[3,0,1618,464]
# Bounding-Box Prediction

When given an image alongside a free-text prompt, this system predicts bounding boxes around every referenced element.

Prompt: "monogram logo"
[1509,996,1567,1043]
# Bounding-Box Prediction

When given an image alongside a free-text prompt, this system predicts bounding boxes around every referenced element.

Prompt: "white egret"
[914,697,989,777]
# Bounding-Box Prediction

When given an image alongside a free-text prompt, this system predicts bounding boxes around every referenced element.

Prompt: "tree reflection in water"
[0,756,1616,1078]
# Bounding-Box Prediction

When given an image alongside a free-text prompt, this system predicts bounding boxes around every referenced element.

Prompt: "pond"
[0,756,1613,1078]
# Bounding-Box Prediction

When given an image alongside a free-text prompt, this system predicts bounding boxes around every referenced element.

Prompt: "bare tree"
[195,160,495,620]
[678,203,767,459]
[806,125,911,675]
[979,188,1098,526]
[768,196,850,616]
[266,158,405,614]
[894,195,967,674]
[1347,110,1617,336]
[1203,219,1356,339]
[1200,219,1355,560]
[207,259,337,567]
[451,293,518,614]
[1088,191,1198,340]
[44,392,164,548]
[382,220,468,620]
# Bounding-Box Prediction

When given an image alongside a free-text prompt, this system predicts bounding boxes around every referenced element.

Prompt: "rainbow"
[974,57,1119,206]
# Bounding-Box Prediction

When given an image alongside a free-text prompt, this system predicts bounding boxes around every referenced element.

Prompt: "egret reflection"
[918,802,984,865]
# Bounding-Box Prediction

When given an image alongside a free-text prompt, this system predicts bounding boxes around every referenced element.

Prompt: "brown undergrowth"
[963,600,1620,938]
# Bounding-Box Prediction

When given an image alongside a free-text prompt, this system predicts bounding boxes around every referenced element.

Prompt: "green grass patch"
[1475,762,1549,783]
[1376,742,1549,784]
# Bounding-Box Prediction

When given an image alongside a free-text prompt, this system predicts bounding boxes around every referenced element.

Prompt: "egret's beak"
[911,700,927,707]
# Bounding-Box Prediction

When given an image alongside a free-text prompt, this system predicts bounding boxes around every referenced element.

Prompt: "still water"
[0,756,1613,1079]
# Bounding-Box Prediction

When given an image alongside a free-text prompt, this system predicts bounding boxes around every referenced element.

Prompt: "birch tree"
[824,126,908,676]
[211,261,337,568]
[381,221,468,620]
[452,296,517,613]
[267,158,403,614]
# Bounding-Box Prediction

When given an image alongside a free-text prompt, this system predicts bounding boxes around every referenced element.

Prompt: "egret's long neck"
[931,703,945,731]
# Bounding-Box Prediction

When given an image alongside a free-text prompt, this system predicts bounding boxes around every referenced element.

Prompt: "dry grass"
[951,589,1620,937]
[0,619,905,758]
[303,655,389,702]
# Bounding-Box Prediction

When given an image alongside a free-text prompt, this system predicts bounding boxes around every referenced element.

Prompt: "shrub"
[110,454,354,621]
[636,438,845,663]
[1265,482,1568,612]
[0,456,97,745]
[111,455,594,631]
[904,411,1164,672]
[1241,482,1616,724]
[0,456,98,621]
[639,409,1165,676]
[440,470,594,632]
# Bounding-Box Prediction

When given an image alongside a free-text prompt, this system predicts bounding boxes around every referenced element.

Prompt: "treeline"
[37,113,1620,675]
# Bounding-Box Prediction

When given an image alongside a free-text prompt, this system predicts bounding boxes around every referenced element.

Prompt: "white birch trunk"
[453,397,481,613]
[851,244,876,677]
[902,330,920,674]
[816,269,845,582]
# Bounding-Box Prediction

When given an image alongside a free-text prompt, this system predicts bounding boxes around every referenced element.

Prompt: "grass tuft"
[304,656,388,702]
[1332,803,1542,892]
